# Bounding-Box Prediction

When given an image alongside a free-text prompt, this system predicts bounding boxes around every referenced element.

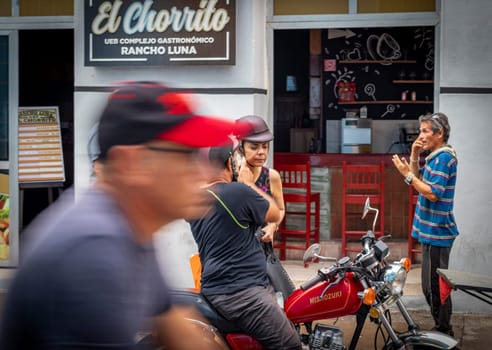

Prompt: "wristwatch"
[404,173,415,185]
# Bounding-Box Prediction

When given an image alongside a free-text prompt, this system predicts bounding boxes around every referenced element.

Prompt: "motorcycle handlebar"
[300,272,325,291]
[299,265,375,292]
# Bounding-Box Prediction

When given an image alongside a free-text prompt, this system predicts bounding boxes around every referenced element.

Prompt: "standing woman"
[236,115,284,243]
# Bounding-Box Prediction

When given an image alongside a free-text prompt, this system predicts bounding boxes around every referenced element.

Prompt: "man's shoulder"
[428,151,456,171]
[437,150,455,160]
[22,189,131,262]
[216,181,253,194]
[223,182,265,201]
[428,146,457,163]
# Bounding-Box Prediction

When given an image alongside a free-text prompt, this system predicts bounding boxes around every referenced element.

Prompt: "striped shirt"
[411,146,459,247]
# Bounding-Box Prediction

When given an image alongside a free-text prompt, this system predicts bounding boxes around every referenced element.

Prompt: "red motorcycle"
[167,198,458,350]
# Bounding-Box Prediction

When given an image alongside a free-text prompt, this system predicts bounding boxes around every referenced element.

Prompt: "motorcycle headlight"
[383,264,407,295]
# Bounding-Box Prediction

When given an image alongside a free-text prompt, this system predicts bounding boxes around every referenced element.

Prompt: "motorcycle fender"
[402,330,458,349]
[226,333,263,350]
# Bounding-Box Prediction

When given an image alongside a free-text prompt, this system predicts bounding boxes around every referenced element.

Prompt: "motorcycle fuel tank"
[285,274,363,324]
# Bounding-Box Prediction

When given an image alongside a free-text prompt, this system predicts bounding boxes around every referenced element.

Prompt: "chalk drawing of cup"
[377,33,401,60]
[367,33,401,61]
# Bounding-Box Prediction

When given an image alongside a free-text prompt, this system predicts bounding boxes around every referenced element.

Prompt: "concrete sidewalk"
[283,259,492,349]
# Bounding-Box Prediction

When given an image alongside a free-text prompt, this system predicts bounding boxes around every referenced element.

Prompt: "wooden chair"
[341,161,385,256]
[274,162,320,261]
[408,186,421,264]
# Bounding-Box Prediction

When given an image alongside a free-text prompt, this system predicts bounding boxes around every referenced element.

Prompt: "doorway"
[18,29,74,228]
[273,30,310,153]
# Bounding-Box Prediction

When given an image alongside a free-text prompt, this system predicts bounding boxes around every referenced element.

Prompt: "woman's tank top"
[255,166,271,195]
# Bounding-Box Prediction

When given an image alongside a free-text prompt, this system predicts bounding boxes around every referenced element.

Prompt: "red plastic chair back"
[274,162,320,262]
[341,161,385,256]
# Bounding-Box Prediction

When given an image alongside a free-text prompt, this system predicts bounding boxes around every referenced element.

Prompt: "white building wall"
[73,1,268,287]
[438,0,492,313]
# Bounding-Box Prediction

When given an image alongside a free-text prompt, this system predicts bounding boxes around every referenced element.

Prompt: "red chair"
[341,161,385,257]
[274,162,320,262]
[408,186,421,264]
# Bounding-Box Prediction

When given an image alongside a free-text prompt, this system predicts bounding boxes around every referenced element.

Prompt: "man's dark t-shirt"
[190,182,270,296]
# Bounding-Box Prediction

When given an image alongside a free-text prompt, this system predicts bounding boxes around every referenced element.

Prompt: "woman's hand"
[260,223,277,243]
[237,158,255,185]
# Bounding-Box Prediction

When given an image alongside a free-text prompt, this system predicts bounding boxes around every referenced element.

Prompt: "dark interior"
[19,29,74,228]
[273,30,310,152]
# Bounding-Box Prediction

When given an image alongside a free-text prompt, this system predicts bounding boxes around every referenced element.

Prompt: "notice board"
[18,107,65,184]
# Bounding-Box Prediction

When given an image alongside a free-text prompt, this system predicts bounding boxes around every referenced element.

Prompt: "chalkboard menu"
[18,107,65,184]
[322,27,434,120]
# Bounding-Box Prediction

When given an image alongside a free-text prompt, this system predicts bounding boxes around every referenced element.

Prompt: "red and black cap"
[97,81,253,159]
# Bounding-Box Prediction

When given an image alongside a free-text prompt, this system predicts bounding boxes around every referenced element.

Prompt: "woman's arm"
[257,168,285,242]
[237,160,281,225]
[269,168,285,224]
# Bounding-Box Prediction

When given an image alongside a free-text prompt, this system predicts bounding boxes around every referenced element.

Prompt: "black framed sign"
[84,0,236,66]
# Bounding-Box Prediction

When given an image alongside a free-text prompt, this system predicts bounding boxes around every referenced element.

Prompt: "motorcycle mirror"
[361,197,379,232]
[362,197,371,219]
[303,243,321,264]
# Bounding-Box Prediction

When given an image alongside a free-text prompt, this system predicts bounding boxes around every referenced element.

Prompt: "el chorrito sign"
[85,0,236,66]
